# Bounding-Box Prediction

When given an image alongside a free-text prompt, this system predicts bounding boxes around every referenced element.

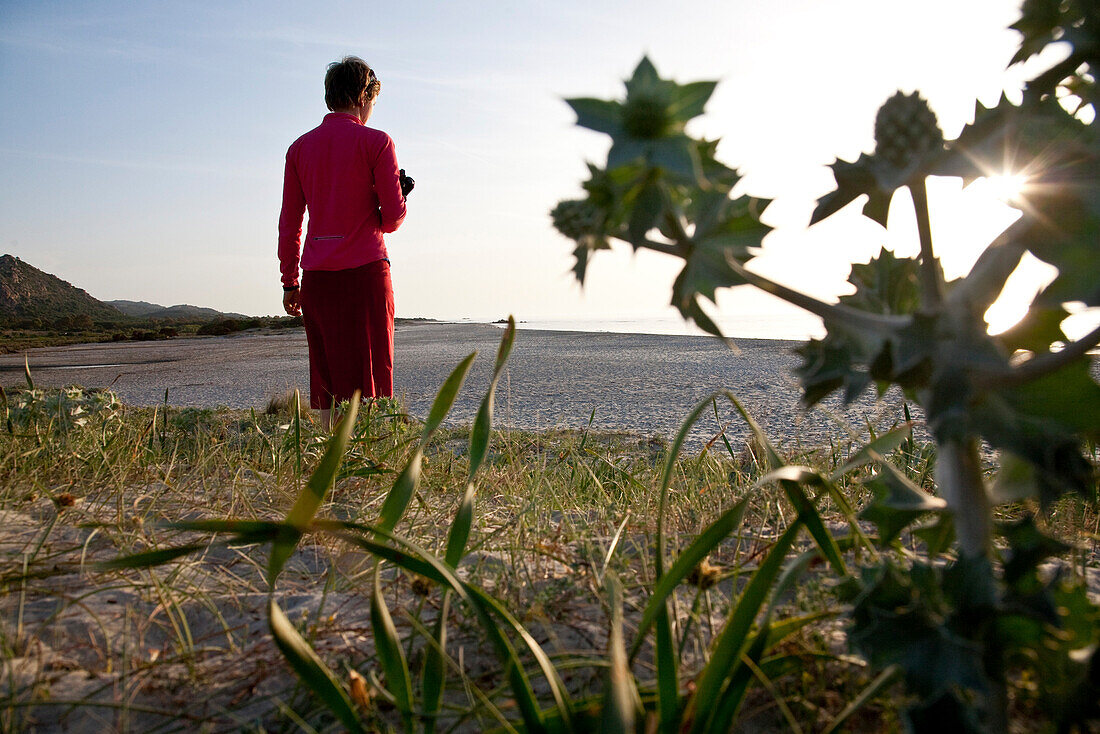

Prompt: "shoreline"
[0,324,911,451]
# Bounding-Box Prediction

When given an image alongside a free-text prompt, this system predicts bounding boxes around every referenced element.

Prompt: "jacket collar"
[323,112,363,125]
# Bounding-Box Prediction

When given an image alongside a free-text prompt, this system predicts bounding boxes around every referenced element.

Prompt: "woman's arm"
[277,151,307,288]
[373,134,406,233]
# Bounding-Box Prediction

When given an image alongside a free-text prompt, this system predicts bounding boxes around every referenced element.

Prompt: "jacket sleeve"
[373,134,407,234]
[277,149,306,288]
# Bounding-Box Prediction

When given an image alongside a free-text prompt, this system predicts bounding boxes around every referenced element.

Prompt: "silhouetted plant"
[552,2,1099,730]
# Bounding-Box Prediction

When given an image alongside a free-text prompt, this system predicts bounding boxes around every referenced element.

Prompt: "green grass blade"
[465,366,501,480]
[423,352,477,437]
[444,482,476,568]
[96,543,208,570]
[474,599,546,732]
[296,395,360,526]
[873,457,947,509]
[324,527,555,731]
[446,319,516,568]
[829,423,912,480]
[293,388,303,478]
[631,466,819,661]
[748,466,849,575]
[468,316,515,480]
[685,519,802,734]
[713,397,738,461]
[763,610,835,649]
[24,355,33,391]
[768,548,819,611]
[779,478,847,576]
[421,590,450,733]
[821,665,901,734]
[706,619,775,733]
[657,392,724,575]
[653,391,725,734]
[404,608,518,734]
[268,596,364,733]
[322,523,572,732]
[654,612,679,734]
[147,405,157,452]
[601,574,638,734]
[326,527,463,595]
[340,524,544,732]
[707,560,818,729]
[167,519,287,535]
[337,464,385,480]
[821,481,878,554]
[629,496,749,661]
[378,448,423,533]
[379,354,476,532]
[721,390,783,470]
[599,514,631,582]
[465,585,568,734]
[371,567,415,731]
[756,652,835,680]
[492,316,517,372]
[648,389,783,733]
[269,395,360,584]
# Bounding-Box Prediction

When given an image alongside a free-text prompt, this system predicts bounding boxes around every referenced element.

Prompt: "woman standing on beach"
[278,56,411,429]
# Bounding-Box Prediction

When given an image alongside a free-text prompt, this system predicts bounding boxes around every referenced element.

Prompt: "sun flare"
[980,173,1028,204]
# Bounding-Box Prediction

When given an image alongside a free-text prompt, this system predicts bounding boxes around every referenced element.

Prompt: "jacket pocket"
[311,235,345,241]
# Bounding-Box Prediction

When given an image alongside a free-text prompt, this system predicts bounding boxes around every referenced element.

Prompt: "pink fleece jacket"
[278,112,407,288]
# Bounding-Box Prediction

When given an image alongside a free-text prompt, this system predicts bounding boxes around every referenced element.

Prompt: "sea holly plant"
[553,5,1099,730]
[551,57,767,334]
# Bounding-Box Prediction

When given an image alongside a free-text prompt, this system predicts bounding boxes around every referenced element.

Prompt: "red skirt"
[300,259,394,409]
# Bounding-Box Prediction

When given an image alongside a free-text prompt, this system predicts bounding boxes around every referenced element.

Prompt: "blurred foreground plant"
[553,3,1099,730]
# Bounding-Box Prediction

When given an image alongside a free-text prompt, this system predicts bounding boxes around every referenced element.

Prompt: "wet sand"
[0,323,912,449]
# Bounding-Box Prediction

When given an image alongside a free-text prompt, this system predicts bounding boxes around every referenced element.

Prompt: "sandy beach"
[1,323,914,450]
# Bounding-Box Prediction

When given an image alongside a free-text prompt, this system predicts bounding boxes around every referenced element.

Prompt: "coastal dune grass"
[1,328,1094,732]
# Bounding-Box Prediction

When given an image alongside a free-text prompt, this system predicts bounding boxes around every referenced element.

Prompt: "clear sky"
[2,0,1076,339]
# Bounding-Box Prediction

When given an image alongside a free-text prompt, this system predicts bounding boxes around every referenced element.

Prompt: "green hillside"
[106,299,163,317]
[0,254,126,327]
[107,300,247,320]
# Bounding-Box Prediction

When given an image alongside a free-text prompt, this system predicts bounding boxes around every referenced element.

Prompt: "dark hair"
[324,56,381,111]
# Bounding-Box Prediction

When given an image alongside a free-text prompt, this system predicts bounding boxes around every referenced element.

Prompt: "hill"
[0,254,306,353]
[0,255,125,326]
[107,300,246,321]
[106,300,163,317]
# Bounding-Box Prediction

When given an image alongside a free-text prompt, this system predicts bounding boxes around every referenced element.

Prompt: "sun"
[979,173,1028,204]
[917,172,1045,336]
[964,173,1049,335]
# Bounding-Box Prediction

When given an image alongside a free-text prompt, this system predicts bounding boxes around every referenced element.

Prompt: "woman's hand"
[283,288,301,316]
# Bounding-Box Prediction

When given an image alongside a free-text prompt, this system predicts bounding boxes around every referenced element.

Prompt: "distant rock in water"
[0,254,125,326]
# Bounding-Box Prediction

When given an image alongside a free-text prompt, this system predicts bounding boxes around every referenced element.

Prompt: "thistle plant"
[553,3,1099,729]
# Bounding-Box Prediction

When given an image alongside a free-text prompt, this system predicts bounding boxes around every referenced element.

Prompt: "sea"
[469,312,826,342]
[469,308,1100,346]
